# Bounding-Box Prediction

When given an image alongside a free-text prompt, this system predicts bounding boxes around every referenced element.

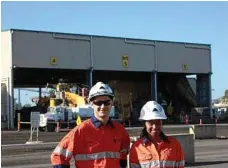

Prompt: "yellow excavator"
[38,80,117,132]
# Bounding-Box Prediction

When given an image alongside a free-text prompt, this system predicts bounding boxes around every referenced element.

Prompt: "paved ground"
[2,139,228,168]
[187,139,228,168]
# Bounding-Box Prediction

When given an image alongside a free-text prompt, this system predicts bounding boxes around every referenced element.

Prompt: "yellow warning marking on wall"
[182,64,188,71]
[122,55,129,68]
[76,115,82,126]
[50,57,57,65]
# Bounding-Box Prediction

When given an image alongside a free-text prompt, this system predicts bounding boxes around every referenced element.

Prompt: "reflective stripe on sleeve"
[175,160,185,167]
[53,165,70,168]
[53,146,72,159]
[139,160,185,168]
[130,163,141,168]
[74,151,120,161]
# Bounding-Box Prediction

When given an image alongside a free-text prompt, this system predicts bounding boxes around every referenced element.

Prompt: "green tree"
[23,104,31,107]
[220,90,228,104]
[225,90,228,98]
[14,98,22,110]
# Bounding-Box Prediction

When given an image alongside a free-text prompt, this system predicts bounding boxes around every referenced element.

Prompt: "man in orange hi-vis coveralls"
[51,82,130,168]
[129,101,185,168]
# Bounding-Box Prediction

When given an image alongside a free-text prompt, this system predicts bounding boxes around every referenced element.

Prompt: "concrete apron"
[2,133,195,164]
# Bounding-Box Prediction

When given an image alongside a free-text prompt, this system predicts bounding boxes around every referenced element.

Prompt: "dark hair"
[140,121,169,142]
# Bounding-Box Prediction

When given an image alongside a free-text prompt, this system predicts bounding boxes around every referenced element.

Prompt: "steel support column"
[196,73,211,117]
[87,68,93,87]
[151,71,157,101]
[208,72,213,119]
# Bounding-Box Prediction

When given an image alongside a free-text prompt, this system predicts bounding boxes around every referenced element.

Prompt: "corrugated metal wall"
[157,42,211,73]
[93,37,156,71]
[12,31,91,69]
[11,30,211,74]
[1,31,11,77]
[1,31,13,129]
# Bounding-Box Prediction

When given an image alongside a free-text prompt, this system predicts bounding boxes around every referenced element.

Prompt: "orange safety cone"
[199,119,203,125]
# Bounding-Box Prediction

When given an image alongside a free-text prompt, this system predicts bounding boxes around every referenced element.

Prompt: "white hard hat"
[139,101,167,120]
[88,82,114,102]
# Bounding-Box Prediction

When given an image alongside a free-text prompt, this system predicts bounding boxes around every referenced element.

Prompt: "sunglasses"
[93,100,111,106]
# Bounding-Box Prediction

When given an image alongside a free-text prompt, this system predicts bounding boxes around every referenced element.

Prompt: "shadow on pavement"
[187,161,228,167]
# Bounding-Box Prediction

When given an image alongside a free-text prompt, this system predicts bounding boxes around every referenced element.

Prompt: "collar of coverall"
[143,135,168,145]
[91,115,114,128]
[143,137,151,145]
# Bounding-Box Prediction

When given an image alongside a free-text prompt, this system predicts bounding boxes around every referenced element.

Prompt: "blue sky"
[2,1,228,105]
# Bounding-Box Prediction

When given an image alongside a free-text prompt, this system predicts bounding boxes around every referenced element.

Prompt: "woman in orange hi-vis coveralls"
[129,101,185,168]
[51,82,130,168]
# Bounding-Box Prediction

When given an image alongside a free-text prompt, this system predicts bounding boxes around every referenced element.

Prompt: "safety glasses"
[93,100,111,106]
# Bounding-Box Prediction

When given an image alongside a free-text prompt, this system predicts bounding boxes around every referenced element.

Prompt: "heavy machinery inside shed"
[13,67,201,127]
[1,29,212,130]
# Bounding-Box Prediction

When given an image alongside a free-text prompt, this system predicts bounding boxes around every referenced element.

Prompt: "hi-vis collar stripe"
[74,151,120,161]
[53,146,72,159]
[130,160,185,168]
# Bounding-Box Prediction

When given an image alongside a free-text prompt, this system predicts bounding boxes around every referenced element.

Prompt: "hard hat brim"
[88,93,114,102]
[138,116,167,121]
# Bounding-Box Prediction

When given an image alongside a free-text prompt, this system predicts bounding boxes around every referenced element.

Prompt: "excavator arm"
[64,92,86,107]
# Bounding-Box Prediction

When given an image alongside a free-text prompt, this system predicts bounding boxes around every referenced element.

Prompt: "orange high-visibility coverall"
[51,116,130,168]
[129,136,185,168]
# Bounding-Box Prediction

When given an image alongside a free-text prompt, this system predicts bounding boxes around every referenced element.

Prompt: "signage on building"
[50,57,57,65]
[122,55,129,68]
[182,64,188,71]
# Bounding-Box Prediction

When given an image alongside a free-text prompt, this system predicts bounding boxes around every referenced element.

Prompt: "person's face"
[90,96,113,119]
[145,119,162,137]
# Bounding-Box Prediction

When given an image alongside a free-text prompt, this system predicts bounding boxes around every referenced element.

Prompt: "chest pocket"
[86,140,100,153]
[112,136,122,151]
[86,131,104,152]
[138,153,153,161]
[161,148,175,160]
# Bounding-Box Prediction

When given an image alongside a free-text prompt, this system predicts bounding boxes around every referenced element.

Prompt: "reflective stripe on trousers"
[74,151,120,161]
[130,160,185,168]
[53,146,72,158]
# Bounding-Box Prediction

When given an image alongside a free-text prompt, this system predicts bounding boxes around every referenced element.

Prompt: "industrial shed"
[1,29,212,129]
